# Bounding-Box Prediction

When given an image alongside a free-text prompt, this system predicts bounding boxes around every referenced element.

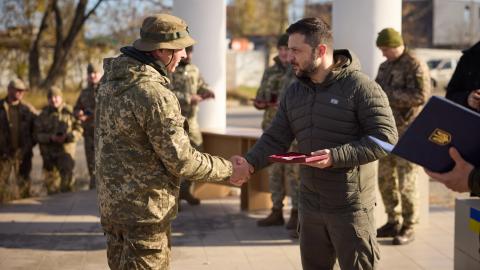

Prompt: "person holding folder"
[375,28,431,245]
[426,148,480,196]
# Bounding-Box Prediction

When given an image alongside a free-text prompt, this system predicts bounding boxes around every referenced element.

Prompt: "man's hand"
[424,147,473,193]
[467,89,480,111]
[191,94,203,105]
[50,134,67,144]
[304,149,333,169]
[253,100,267,110]
[200,90,215,99]
[75,110,89,122]
[229,155,254,186]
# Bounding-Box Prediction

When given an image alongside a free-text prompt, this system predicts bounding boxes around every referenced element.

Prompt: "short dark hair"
[185,45,194,53]
[286,17,333,49]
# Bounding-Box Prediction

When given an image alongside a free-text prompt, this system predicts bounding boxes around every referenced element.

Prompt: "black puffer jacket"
[446,41,480,111]
[246,49,398,212]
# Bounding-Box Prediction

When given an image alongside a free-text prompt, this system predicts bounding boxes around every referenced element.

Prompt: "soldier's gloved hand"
[229,155,254,186]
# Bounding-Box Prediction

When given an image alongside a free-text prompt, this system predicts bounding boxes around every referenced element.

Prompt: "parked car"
[427,58,458,90]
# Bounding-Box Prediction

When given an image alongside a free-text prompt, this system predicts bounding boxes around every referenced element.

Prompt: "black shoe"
[393,226,415,245]
[257,208,284,227]
[179,190,200,205]
[376,221,401,238]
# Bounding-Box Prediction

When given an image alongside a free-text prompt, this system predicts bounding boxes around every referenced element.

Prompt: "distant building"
[302,0,479,49]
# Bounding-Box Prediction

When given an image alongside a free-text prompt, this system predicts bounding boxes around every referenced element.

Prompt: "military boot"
[376,221,401,238]
[393,226,415,245]
[285,208,298,230]
[257,208,284,227]
[179,181,200,205]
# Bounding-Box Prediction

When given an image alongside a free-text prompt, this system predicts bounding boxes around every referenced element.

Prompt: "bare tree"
[28,0,104,91]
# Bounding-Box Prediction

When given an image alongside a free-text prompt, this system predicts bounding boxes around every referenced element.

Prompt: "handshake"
[229,155,254,186]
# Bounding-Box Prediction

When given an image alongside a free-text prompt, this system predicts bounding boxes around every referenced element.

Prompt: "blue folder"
[369,96,480,172]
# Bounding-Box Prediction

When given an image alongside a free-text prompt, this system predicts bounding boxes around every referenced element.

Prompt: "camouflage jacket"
[0,98,37,160]
[255,56,288,130]
[34,103,83,155]
[95,52,232,226]
[74,84,97,136]
[375,50,431,134]
[170,63,212,147]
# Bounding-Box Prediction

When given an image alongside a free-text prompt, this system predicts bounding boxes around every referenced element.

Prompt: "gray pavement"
[0,105,462,269]
[0,190,456,270]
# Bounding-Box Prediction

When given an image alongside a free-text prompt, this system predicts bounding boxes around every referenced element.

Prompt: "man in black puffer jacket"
[244,18,398,270]
[445,41,480,112]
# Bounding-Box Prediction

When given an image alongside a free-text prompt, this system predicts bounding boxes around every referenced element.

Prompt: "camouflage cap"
[133,14,196,51]
[47,86,63,98]
[8,78,28,91]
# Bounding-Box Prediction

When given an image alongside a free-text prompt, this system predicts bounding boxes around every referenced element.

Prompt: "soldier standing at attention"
[95,14,250,269]
[35,87,83,194]
[74,63,101,189]
[375,28,431,245]
[254,34,300,232]
[0,78,37,201]
[170,45,215,206]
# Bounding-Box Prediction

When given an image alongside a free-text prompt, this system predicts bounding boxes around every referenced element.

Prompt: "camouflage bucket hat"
[133,14,196,51]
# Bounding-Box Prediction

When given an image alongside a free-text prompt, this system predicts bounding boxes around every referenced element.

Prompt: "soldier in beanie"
[375,27,431,245]
[170,45,215,207]
[74,63,101,189]
[35,87,82,194]
[0,78,37,202]
[95,13,251,269]
[254,34,300,236]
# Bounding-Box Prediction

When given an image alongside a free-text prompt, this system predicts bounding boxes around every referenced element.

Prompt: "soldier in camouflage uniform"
[170,45,215,206]
[375,28,431,245]
[254,34,300,233]
[95,14,249,269]
[74,63,101,189]
[0,78,37,202]
[35,87,83,194]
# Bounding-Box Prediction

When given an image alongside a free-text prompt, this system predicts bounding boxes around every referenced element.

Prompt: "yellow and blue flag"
[469,207,480,234]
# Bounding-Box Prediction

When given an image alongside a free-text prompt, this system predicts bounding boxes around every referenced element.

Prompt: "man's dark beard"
[295,50,318,80]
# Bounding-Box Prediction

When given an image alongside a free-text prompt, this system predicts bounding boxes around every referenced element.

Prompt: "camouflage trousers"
[0,158,30,202]
[269,162,300,210]
[103,223,171,270]
[84,134,95,189]
[378,155,419,226]
[42,152,75,194]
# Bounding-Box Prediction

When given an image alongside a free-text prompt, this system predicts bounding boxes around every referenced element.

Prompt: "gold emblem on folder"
[428,128,451,145]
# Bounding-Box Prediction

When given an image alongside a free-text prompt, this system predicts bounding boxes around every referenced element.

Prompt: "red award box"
[268,152,327,164]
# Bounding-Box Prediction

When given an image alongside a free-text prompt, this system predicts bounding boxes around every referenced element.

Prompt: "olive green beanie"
[376,28,403,48]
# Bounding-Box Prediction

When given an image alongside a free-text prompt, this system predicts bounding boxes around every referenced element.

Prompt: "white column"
[173,0,227,130]
[332,0,402,79]
[333,0,429,228]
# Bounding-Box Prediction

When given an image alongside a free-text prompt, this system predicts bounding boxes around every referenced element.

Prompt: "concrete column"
[173,0,227,130]
[332,0,402,79]
[333,0,429,228]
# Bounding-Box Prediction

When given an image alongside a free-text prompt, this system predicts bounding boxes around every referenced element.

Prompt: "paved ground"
[0,105,463,269]
[0,190,456,270]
